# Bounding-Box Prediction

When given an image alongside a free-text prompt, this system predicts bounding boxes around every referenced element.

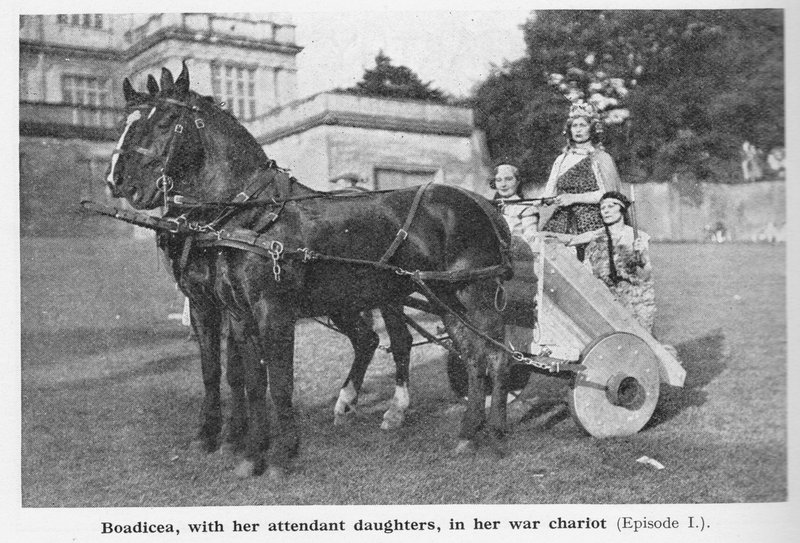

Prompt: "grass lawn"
[20,237,786,505]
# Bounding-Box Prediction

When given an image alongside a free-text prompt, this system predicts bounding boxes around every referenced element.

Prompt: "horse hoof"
[333,410,355,426]
[444,403,466,419]
[452,439,476,457]
[267,466,289,482]
[189,438,217,454]
[489,439,509,458]
[380,409,404,431]
[233,458,264,478]
[219,441,239,457]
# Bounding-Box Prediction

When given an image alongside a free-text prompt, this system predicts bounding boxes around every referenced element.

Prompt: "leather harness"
[82,181,509,285]
[90,94,576,372]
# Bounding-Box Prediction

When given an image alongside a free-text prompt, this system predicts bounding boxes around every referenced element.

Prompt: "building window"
[57,14,103,29]
[211,64,257,121]
[62,75,111,126]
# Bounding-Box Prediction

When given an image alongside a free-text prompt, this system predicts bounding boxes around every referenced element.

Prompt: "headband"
[601,196,627,209]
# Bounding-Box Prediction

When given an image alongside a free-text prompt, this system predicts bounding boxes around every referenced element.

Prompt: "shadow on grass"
[647,328,728,429]
[27,352,198,395]
[22,327,189,365]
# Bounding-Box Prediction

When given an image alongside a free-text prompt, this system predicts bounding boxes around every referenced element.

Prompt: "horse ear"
[122,78,138,104]
[146,75,159,97]
[175,60,190,97]
[160,67,174,93]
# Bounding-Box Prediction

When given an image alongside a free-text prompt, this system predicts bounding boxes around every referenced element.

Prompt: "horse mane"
[181,90,268,159]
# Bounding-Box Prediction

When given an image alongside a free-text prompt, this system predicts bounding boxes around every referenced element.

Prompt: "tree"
[347,51,449,103]
[473,10,784,185]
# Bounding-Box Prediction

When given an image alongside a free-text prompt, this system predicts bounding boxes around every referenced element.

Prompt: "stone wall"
[626,181,785,242]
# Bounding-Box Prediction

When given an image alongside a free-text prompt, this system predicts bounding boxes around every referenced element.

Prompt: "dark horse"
[112,71,415,454]
[107,64,513,478]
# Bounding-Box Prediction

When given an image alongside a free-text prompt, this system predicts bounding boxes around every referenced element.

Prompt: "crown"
[568,100,599,121]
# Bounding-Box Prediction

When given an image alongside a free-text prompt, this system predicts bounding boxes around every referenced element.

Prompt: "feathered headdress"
[568,100,600,122]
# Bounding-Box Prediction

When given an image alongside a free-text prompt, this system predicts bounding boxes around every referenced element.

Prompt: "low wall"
[627,181,785,242]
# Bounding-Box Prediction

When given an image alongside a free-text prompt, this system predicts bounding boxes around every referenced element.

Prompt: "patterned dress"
[585,226,656,333]
[543,156,604,235]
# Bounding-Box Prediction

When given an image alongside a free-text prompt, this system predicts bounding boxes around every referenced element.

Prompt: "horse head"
[107,62,270,209]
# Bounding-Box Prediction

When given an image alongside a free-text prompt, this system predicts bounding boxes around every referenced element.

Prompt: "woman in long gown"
[541,101,623,260]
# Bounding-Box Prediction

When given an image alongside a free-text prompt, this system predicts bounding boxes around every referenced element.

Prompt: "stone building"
[19,13,302,236]
[19,13,493,236]
[254,91,491,192]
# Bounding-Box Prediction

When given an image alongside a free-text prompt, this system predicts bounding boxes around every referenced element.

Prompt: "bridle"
[107,94,291,237]
[110,97,206,212]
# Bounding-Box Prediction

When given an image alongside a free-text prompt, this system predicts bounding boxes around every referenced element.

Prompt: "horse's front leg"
[188,299,223,453]
[379,304,413,431]
[264,313,299,480]
[330,310,379,425]
[229,314,269,478]
[464,283,509,456]
[482,324,510,456]
[439,282,508,456]
[221,313,247,456]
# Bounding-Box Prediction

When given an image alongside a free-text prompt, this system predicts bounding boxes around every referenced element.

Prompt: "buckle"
[156,175,174,192]
[165,216,185,234]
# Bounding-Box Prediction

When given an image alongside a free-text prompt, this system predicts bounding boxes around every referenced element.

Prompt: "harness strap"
[251,202,285,232]
[286,246,509,283]
[193,227,287,260]
[179,235,194,271]
[408,273,574,372]
[232,166,278,204]
[80,200,181,233]
[378,183,429,266]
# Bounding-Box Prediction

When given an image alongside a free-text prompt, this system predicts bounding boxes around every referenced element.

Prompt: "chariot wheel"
[568,332,660,438]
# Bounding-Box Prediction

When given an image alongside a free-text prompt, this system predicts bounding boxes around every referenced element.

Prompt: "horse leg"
[467,283,509,456]
[229,316,269,478]
[330,311,380,425]
[441,312,485,455]
[221,313,247,456]
[437,282,508,456]
[188,299,223,453]
[379,304,413,431]
[263,313,299,480]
